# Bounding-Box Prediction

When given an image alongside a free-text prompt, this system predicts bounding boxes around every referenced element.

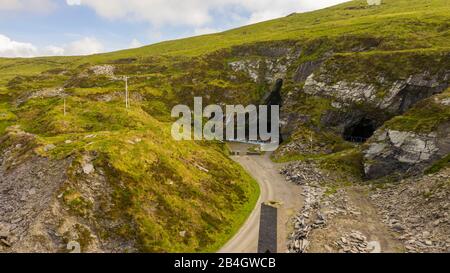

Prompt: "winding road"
[218,143,303,253]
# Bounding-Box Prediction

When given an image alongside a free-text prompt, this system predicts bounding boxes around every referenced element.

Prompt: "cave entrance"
[344,118,375,143]
[260,79,283,143]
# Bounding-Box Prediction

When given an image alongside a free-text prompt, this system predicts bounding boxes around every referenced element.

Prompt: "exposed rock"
[90,65,115,77]
[228,46,299,84]
[277,139,331,157]
[370,167,450,253]
[28,88,65,100]
[364,128,449,179]
[280,161,327,186]
[229,59,288,83]
[293,60,322,83]
[81,155,95,175]
[1,239,11,247]
[0,130,138,253]
[0,129,72,252]
[44,144,56,152]
[335,231,370,253]
[14,87,66,106]
[0,224,9,240]
[283,162,363,253]
[304,71,448,114]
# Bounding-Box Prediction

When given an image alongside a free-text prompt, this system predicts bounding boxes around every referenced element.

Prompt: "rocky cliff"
[1,0,449,253]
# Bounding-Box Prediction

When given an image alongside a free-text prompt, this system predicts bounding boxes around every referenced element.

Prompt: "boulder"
[364,128,449,179]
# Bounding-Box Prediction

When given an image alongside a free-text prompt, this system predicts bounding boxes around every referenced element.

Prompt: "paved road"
[219,145,303,253]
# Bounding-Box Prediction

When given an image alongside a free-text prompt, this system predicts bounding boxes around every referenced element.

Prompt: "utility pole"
[64,98,66,116]
[125,76,129,109]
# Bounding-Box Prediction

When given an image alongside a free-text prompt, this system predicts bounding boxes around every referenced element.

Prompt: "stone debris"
[90,65,115,77]
[335,231,370,253]
[0,226,11,247]
[84,134,97,139]
[43,144,56,152]
[440,98,450,106]
[280,162,327,186]
[287,183,324,253]
[194,163,209,173]
[81,155,95,175]
[370,168,450,253]
[277,141,331,157]
[283,162,367,253]
[126,138,143,145]
[28,88,65,100]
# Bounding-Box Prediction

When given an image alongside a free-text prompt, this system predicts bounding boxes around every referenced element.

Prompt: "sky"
[0,0,349,57]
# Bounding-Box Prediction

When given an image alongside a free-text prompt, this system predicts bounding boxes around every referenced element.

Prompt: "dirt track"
[219,146,303,253]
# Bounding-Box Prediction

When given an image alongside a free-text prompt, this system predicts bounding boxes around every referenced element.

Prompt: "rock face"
[0,128,137,253]
[90,65,115,77]
[269,45,449,178]
[292,60,322,83]
[363,90,450,179]
[364,129,449,179]
[304,71,449,114]
[228,44,301,84]
[0,128,72,252]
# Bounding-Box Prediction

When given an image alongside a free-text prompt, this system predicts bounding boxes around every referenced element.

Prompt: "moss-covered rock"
[363,89,450,179]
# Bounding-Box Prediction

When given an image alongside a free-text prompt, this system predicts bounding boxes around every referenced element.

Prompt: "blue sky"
[0,0,349,57]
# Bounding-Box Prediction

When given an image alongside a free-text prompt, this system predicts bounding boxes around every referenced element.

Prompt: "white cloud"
[65,0,349,27]
[242,0,350,24]
[194,27,221,36]
[0,34,105,57]
[0,0,351,57]
[0,34,38,57]
[42,45,65,56]
[65,0,80,5]
[0,0,56,13]
[129,38,143,49]
[64,37,104,55]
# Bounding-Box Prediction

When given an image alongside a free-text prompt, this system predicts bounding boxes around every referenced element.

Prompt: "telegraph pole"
[125,76,129,109]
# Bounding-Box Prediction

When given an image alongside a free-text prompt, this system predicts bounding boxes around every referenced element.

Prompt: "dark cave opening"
[226,79,284,143]
[343,118,375,143]
[261,79,283,143]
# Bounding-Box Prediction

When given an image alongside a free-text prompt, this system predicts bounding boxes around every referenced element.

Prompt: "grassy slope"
[1,0,449,67]
[0,0,449,252]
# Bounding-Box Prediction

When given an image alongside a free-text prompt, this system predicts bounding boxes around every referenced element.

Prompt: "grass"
[384,88,450,133]
[0,102,17,135]
[274,147,364,181]
[425,154,450,174]
[0,0,448,252]
[23,97,261,252]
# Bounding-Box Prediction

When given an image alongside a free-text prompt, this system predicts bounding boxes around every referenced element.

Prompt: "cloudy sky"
[0,0,349,57]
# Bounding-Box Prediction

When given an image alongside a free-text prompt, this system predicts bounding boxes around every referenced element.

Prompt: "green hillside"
[0,0,449,252]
